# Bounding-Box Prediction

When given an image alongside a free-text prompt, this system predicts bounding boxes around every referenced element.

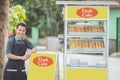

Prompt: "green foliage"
[11,0,64,37]
[9,5,27,31]
[25,0,63,37]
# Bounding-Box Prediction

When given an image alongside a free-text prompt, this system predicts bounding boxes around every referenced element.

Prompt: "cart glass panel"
[66,20,108,68]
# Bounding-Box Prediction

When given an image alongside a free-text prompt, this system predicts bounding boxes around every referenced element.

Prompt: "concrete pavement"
[108,57,120,80]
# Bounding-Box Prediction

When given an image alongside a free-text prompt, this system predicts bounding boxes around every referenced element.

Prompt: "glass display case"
[62,5,109,80]
[65,20,108,68]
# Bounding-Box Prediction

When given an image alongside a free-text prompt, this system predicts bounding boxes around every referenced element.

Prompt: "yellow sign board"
[66,68,107,80]
[27,53,57,80]
[64,6,108,19]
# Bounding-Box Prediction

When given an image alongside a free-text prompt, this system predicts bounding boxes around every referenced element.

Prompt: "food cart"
[56,1,119,80]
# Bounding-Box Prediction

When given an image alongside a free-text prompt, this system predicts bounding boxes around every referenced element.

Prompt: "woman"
[4,23,37,80]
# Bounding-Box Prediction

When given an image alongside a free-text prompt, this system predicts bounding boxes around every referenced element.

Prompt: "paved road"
[108,57,120,80]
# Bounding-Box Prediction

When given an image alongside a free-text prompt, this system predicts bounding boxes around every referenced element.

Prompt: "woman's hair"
[16,23,27,29]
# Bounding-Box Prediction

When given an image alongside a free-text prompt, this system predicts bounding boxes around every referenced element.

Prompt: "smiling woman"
[3,23,38,80]
[15,23,26,40]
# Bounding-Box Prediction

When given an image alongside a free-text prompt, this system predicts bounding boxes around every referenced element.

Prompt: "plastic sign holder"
[27,52,57,80]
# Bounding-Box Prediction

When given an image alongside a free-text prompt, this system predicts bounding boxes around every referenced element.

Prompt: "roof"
[56,1,119,6]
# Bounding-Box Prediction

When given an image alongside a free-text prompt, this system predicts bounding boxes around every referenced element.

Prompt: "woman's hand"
[28,48,38,55]
[21,48,38,60]
[31,48,38,53]
[21,54,30,61]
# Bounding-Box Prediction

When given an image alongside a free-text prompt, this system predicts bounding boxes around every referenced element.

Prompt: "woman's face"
[16,25,26,38]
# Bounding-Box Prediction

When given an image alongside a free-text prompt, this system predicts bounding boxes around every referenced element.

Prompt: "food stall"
[56,1,119,80]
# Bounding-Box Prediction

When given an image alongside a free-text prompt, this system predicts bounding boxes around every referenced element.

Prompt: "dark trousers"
[3,70,27,80]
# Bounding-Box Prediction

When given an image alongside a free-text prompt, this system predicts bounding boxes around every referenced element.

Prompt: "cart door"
[117,18,120,52]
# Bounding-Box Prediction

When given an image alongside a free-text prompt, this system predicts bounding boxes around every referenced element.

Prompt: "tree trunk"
[0,0,10,80]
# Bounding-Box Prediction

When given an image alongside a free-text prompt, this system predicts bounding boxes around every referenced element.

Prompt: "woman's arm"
[7,54,29,61]
[7,48,38,61]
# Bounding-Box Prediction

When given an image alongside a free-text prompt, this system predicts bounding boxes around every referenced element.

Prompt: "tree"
[25,0,64,37]
[8,4,27,37]
[9,5,27,32]
[11,0,64,37]
[0,0,10,80]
